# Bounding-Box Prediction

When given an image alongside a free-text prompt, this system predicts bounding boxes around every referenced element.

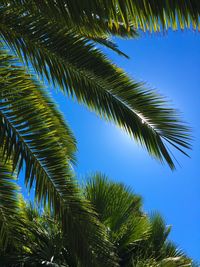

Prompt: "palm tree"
[1,174,192,266]
[1,203,75,267]
[0,1,198,265]
[0,174,191,267]
[83,173,192,267]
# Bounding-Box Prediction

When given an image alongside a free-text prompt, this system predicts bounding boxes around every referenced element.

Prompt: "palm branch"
[0,47,118,266]
[130,213,191,266]
[8,0,200,33]
[83,173,151,265]
[83,174,192,267]
[0,5,191,169]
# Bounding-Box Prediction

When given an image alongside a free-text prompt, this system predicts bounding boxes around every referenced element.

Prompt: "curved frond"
[0,7,191,169]
[0,47,118,266]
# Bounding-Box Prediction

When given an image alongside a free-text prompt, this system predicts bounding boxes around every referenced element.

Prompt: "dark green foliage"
[0,48,118,267]
[0,3,191,169]
[0,1,197,265]
[5,0,200,33]
[0,174,192,266]
[83,174,192,267]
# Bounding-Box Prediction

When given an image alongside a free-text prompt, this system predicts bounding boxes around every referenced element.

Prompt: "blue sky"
[53,30,200,261]
[20,30,200,261]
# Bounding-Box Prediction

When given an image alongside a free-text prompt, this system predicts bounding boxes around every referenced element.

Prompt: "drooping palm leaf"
[87,37,130,58]
[0,47,118,266]
[0,7,191,169]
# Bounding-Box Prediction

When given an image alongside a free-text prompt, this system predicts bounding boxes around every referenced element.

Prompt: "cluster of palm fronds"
[0,1,199,266]
[0,173,193,267]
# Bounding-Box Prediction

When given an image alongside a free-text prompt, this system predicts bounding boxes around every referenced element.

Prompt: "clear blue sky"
[21,30,200,261]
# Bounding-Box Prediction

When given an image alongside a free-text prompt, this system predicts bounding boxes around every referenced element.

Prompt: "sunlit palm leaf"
[160,257,192,267]
[0,7,191,169]
[0,48,118,266]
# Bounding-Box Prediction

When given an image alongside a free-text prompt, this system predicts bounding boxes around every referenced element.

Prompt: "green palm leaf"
[1,0,138,38]
[17,0,200,32]
[84,174,192,266]
[130,213,191,266]
[0,7,191,169]
[84,173,143,224]
[0,47,118,266]
[84,173,150,265]
[0,149,20,250]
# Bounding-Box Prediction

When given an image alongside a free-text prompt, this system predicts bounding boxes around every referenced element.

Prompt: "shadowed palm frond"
[6,0,200,33]
[1,0,138,38]
[18,205,70,267]
[0,7,191,169]
[0,47,119,267]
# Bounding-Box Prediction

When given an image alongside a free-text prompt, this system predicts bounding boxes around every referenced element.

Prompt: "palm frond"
[0,47,118,266]
[130,212,192,265]
[84,173,142,225]
[6,0,200,33]
[0,150,19,250]
[1,1,138,38]
[84,173,150,265]
[163,241,189,259]
[149,213,172,254]
[160,257,192,267]
[0,7,191,169]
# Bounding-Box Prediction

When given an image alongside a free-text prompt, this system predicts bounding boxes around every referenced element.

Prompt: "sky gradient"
[20,30,200,262]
